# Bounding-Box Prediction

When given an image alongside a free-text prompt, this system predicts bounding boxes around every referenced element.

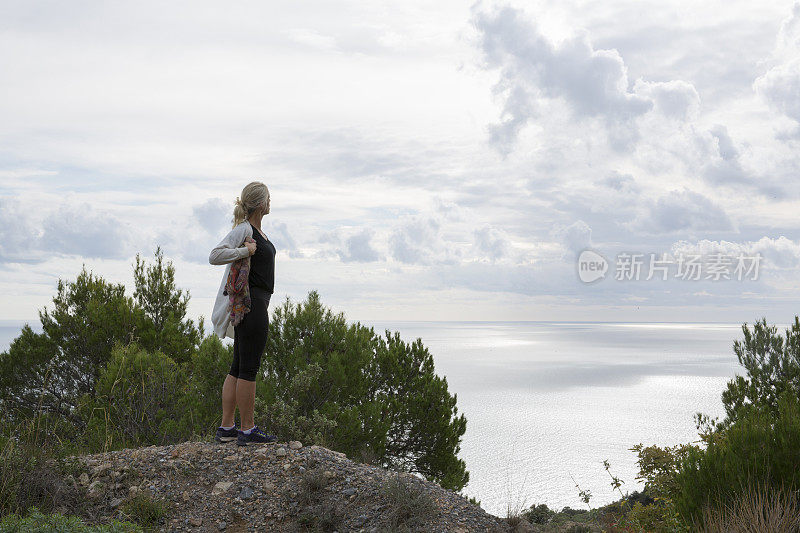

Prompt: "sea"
[0,320,746,517]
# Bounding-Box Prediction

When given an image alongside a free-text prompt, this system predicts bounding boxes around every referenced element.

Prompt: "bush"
[522,503,556,524]
[674,391,800,527]
[261,290,469,491]
[82,342,194,450]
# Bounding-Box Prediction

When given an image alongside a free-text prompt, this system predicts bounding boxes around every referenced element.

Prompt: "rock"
[78,473,89,486]
[109,498,123,508]
[129,486,139,497]
[212,481,233,496]
[217,521,227,531]
[239,486,254,500]
[182,490,190,502]
[288,441,303,450]
[275,447,287,457]
[91,462,112,477]
[343,488,356,497]
[189,517,202,527]
[283,463,291,471]
[223,455,238,462]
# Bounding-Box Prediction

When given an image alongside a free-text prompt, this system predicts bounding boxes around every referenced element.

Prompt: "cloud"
[551,220,592,256]
[0,197,43,264]
[471,224,512,261]
[193,198,232,235]
[41,202,130,259]
[754,2,800,133]
[388,212,463,265]
[671,236,800,271]
[701,124,753,187]
[339,228,381,262]
[265,221,301,259]
[598,171,639,193]
[629,189,734,235]
[632,79,700,121]
[471,4,708,155]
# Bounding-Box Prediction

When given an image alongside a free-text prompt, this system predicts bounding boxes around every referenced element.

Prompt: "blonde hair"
[232,181,269,228]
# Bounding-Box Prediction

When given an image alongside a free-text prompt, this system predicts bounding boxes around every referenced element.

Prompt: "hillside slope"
[67,439,523,532]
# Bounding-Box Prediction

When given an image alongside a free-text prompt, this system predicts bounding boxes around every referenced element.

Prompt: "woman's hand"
[245,241,257,256]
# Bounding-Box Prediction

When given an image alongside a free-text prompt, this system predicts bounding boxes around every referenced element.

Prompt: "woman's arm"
[209,225,250,265]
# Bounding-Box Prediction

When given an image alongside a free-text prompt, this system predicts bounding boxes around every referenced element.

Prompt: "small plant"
[119,490,169,530]
[463,493,481,507]
[570,473,592,510]
[296,510,316,528]
[315,501,344,532]
[380,472,437,531]
[298,464,329,506]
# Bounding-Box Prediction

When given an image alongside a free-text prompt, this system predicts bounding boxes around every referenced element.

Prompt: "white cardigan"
[209,220,254,339]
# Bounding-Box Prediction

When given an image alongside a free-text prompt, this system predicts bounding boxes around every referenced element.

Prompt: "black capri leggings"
[229,284,271,382]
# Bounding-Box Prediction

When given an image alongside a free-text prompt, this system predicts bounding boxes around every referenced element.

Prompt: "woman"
[208,181,277,446]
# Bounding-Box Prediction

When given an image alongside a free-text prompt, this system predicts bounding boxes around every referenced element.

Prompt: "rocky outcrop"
[67,439,520,532]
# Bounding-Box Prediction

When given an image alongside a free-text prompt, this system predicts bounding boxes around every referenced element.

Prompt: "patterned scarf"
[223,236,256,328]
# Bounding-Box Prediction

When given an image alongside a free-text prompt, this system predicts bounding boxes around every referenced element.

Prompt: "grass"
[0,507,142,533]
[695,479,800,532]
[380,472,438,532]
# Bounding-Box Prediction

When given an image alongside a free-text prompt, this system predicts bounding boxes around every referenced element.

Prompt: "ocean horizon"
[0,319,748,517]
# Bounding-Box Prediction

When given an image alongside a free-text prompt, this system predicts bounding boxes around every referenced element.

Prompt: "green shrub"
[674,390,800,527]
[82,342,193,450]
[257,362,338,447]
[522,503,556,524]
[119,491,169,529]
[0,507,141,532]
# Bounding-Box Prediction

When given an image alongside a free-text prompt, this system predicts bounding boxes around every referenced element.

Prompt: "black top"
[248,222,276,293]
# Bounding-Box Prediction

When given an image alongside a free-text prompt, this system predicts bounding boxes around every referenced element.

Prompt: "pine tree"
[260,290,470,491]
[132,245,203,366]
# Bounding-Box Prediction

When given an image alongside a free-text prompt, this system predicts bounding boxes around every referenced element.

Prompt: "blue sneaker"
[237,425,277,446]
[215,425,238,443]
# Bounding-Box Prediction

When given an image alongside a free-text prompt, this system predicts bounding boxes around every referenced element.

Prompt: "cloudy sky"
[2,0,800,329]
